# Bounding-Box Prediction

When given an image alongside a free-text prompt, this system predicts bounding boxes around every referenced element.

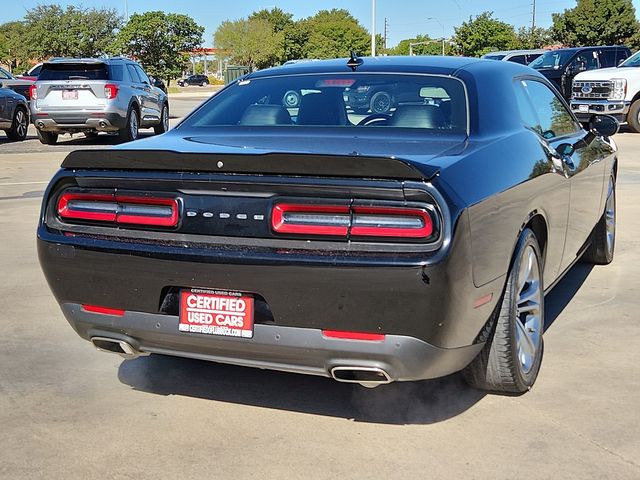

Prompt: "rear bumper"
[62,303,483,382]
[30,110,127,132]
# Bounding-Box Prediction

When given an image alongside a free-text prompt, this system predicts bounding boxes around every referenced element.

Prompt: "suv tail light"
[57,192,179,227]
[271,203,436,240]
[104,83,119,99]
[29,84,37,100]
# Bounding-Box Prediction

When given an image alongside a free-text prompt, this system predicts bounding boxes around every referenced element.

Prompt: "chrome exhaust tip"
[36,121,45,128]
[330,366,392,388]
[98,121,107,129]
[90,337,147,359]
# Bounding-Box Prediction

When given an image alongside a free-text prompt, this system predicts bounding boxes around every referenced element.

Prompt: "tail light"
[271,204,350,236]
[29,84,37,100]
[104,83,119,99]
[271,203,436,240]
[57,192,179,227]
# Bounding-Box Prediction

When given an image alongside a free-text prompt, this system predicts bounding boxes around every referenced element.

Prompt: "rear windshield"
[39,63,111,81]
[181,73,467,133]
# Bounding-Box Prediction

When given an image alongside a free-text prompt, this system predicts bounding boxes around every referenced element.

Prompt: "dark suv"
[529,46,631,99]
[177,75,209,87]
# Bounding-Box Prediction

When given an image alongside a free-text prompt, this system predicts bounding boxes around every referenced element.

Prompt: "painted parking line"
[0,181,50,186]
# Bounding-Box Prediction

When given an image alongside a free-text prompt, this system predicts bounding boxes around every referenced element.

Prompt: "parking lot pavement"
[0,96,208,154]
[1,134,639,479]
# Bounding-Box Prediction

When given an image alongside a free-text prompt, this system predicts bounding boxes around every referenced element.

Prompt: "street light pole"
[426,17,446,56]
[124,0,129,21]
[371,0,376,57]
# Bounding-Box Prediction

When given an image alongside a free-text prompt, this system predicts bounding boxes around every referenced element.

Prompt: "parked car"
[529,46,631,99]
[0,84,29,141]
[17,63,43,81]
[0,66,35,101]
[177,74,209,87]
[482,49,547,65]
[38,56,618,395]
[30,57,169,145]
[571,49,640,131]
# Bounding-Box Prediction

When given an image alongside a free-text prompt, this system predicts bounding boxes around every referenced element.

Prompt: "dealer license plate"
[179,289,254,338]
[578,104,589,113]
[62,90,78,100]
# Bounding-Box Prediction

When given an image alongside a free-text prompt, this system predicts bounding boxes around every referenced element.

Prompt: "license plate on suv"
[62,90,78,100]
[179,289,254,338]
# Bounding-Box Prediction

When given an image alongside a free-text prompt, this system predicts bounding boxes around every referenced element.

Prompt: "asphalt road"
[0,125,639,478]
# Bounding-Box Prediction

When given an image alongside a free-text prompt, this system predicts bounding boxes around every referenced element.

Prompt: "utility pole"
[532,0,536,31]
[371,0,376,57]
[384,17,388,51]
[124,0,129,22]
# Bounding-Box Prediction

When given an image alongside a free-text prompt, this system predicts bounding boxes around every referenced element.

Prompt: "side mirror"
[589,114,619,137]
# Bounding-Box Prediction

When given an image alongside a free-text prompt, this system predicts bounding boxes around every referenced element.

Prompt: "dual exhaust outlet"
[90,337,392,388]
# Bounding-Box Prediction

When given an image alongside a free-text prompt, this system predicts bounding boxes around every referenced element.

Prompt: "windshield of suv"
[529,50,576,70]
[181,73,467,133]
[39,63,110,81]
[484,54,506,61]
[620,51,640,67]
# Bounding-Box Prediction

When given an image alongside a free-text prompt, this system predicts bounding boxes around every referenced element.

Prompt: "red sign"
[179,289,254,338]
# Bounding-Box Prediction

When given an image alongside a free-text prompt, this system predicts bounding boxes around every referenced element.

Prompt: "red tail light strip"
[322,330,386,341]
[57,192,179,227]
[82,304,125,316]
[351,206,433,238]
[104,83,119,99]
[271,203,435,239]
[272,204,350,236]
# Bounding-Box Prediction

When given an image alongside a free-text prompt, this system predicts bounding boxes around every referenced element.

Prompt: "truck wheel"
[463,228,544,394]
[5,107,28,141]
[118,107,139,142]
[628,100,640,133]
[37,130,58,145]
[582,174,616,265]
[154,103,169,134]
[370,91,392,114]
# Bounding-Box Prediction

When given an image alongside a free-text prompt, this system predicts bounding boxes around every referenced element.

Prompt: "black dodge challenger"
[38,56,618,394]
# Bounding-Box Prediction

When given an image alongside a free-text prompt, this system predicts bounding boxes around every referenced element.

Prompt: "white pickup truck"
[571,50,640,131]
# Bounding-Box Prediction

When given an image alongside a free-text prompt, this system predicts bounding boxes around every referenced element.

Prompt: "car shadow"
[54,131,156,147]
[544,262,593,331]
[116,260,593,425]
[118,355,485,425]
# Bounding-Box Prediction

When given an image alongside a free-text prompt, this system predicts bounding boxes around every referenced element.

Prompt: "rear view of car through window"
[185,73,467,134]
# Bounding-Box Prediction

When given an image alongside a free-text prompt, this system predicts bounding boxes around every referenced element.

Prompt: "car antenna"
[347,51,363,71]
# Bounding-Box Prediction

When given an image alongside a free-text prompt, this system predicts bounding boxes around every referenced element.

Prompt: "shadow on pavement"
[118,355,485,425]
[544,262,593,331]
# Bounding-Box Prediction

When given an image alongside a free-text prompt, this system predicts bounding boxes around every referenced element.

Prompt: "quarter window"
[514,79,580,139]
[127,64,141,83]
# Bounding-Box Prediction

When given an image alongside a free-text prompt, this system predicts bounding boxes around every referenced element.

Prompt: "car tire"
[627,100,640,133]
[118,107,139,142]
[282,90,301,108]
[5,106,28,142]
[37,130,58,145]
[582,173,616,265]
[201,81,208,87]
[154,103,169,134]
[369,91,392,114]
[463,228,545,394]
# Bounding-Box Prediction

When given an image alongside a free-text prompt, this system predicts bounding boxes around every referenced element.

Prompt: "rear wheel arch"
[526,213,548,266]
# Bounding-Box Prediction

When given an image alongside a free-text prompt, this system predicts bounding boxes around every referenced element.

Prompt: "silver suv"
[30,57,169,145]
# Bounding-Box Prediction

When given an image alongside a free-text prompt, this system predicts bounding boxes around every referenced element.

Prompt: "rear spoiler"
[61,149,434,180]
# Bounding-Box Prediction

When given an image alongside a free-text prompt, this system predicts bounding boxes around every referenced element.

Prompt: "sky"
[2,0,640,48]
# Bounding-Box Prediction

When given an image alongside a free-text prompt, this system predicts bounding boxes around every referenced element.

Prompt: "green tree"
[551,0,639,46]
[248,8,302,63]
[214,17,284,69]
[452,12,518,57]
[515,26,553,49]
[0,21,30,72]
[22,4,122,59]
[301,9,370,59]
[113,11,204,83]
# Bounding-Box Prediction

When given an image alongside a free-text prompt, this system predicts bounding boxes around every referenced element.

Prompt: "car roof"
[246,55,539,81]
[44,57,133,65]
[544,46,628,54]
[485,49,547,56]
